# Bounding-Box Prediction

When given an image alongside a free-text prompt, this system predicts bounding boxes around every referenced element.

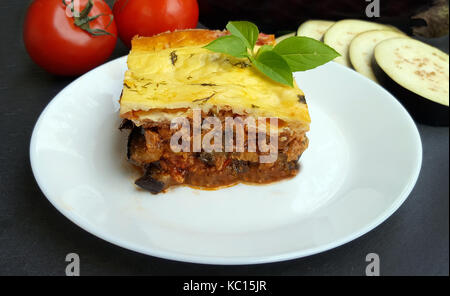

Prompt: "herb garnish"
[204,21,340,87]
[193,93,215,103]
[170,51,178,65]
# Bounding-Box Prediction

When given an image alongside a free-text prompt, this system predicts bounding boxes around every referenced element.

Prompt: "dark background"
[0,0,448,275]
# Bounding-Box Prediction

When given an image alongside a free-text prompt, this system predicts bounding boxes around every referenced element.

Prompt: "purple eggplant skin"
[198,0,446,37]
[135,175,165,194]
[371,56,449,126]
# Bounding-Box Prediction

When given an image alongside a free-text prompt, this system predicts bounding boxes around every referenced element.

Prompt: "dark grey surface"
[0,1,448,276]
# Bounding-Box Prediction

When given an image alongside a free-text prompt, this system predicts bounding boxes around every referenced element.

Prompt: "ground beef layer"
[121,117,308,194]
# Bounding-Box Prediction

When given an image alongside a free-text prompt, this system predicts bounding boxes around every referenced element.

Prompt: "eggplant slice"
[373,37,449,126]
[296,20,335,41]
[349,30,407,82]
[324,19,401,67]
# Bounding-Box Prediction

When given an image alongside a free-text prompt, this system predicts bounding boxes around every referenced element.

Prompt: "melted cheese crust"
[120,30,310,127]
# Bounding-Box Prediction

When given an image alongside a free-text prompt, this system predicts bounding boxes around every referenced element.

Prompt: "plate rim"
[29,57,423,265]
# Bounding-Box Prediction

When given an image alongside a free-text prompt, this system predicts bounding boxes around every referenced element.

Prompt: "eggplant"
[197,0,448,37]
[324,19,401,67]
[372,37,449,126]
[135,175,165,194]
[135,162,166,194]
[296,20,335,41]
[349,30,407,82]
[126,126,141,160]
[118,119,134,130]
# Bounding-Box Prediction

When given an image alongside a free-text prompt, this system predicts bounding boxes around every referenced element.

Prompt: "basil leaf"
[252,51,293,87]
[256,44,273,57]
[226,21,259,50]
[203,35,249,58]
[273,36,340,71]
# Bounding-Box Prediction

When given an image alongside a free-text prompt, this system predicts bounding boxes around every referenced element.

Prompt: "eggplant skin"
[126,126,140,160]
[135,175,165,194]
[135,162,166,194]
[118,119,134,131]
[372,57,449,126]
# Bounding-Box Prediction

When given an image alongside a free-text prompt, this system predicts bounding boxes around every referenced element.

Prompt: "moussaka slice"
[119,29,310,194]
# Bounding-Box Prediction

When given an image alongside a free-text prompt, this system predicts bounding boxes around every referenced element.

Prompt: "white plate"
[30,57,422,265]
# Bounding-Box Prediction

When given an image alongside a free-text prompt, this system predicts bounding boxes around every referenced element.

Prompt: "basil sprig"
[204,21,340,87]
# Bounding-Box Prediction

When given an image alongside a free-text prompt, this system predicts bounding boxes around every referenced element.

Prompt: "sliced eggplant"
[296,20,335,41]
[324,19,401,67]
[373,37,449,126]
[349,30,407,82]
[275,32,296,44]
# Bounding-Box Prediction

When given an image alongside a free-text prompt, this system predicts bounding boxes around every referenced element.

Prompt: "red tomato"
[113,0,199,48]
[23,0,117,76]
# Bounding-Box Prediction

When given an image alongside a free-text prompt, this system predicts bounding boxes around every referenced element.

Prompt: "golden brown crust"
[130,29,276,52]
[131,29,227,52]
